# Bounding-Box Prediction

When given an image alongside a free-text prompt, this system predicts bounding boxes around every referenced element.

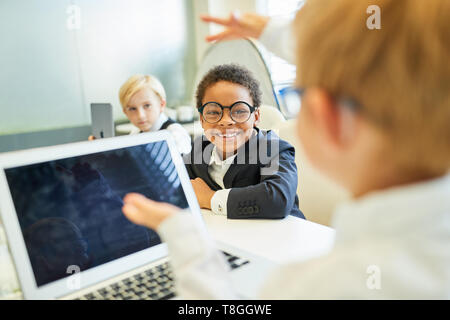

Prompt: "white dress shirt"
[129,113,192,155]
[208,146,237,216]
[158,174,450,299]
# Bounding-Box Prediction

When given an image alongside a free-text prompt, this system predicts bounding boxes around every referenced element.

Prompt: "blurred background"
[0,0,303,153]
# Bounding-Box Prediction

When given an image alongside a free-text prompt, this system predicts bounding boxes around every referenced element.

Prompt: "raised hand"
[200,11,270,42]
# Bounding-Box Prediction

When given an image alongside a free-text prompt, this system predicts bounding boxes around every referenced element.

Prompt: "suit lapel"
[222,162,241,189]
[193,138,223,191]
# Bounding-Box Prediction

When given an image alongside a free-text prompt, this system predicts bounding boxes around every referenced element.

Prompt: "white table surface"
[202,210,335,264]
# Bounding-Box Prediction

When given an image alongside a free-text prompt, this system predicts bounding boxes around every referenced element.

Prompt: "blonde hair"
[119,74,166,109]
[294,0,450,175]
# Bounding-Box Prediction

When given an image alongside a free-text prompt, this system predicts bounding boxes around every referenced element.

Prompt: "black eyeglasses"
[279,86,363,118]
[198,101,257,124]
[279,87,304,118]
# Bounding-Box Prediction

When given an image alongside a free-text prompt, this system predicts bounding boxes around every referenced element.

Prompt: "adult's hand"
[122,193,181,230]
[201,11,270,42]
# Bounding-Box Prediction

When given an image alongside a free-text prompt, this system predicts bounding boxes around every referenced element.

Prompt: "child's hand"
[122,193,181,230]
[190,178,215,210]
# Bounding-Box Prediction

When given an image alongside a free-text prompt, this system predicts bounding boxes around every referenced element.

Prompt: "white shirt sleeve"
[157,212,238,299]
[258,17,296,64]
[210,189,231,216]
[166,123,192,155]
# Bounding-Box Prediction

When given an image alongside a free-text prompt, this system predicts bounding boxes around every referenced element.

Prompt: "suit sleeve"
[182,154,195,180]
[226,145,298,219]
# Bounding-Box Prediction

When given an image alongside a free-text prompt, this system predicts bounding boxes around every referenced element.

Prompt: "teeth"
[219,133,237,138]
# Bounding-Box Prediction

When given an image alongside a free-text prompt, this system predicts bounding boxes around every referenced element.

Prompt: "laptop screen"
[4,140,189,287]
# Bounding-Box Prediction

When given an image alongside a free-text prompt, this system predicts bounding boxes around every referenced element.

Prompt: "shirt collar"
[209,146,237,166]
[150,113,168,132]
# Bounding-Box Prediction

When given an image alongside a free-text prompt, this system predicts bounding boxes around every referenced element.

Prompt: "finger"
[125,192,181,213]
[230,10,241,23]
[193,177,207,186]
[123,193,158,212]
[123,192,150,204]
[200,14,231,26]
[122,203,147,226]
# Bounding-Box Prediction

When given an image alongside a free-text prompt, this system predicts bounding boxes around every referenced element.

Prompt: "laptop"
[0,131,274,300]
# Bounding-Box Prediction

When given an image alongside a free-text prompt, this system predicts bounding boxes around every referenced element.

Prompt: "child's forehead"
[207,80,247,90]
[128,87,160,104]
[204,81,252,100]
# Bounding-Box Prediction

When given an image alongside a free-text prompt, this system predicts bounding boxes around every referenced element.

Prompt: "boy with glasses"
[185,64,304,219]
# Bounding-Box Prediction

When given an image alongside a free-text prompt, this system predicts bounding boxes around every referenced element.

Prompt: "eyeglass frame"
[198,101,258,124]
[280,86,363,116]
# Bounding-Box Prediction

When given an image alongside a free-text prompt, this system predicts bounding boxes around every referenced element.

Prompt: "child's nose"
[137,107,146,118]
[219,109,235,126]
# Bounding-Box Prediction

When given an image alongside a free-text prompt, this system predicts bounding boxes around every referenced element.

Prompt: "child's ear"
[307,88,355,149]
[160,99,166,111]
[253,108,261,127]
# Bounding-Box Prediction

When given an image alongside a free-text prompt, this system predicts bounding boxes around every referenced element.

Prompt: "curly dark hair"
[195,64,262,110]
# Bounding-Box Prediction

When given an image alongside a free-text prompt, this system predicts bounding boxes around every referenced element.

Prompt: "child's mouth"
[216,131,240,140]
[218,132,238,138]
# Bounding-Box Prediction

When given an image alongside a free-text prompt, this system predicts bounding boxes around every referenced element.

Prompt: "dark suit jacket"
[183,128,305,219]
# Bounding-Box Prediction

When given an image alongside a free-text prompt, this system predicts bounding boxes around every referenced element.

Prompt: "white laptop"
[0,131,274,300]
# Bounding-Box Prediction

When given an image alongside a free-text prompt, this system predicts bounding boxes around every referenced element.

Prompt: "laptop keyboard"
[76,250,249,300]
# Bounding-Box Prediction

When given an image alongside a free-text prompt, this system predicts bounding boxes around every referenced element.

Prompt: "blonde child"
[91,75,191,154]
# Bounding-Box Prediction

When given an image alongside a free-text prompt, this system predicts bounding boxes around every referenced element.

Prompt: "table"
[202,210,335,264]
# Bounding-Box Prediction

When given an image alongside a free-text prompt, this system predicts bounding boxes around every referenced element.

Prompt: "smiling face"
[200,81,260,159]
[123,88,165,132]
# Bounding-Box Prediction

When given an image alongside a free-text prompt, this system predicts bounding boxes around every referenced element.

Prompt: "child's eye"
[143,104,152,109]
[128,107,136,112]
